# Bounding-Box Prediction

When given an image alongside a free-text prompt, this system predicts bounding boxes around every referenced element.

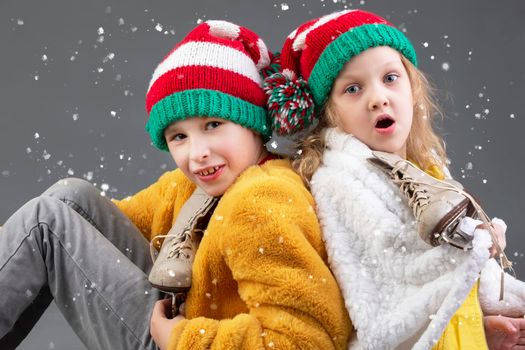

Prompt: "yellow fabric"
[421,163,487,349]
[113,159,351,349]
[433,282,487,350]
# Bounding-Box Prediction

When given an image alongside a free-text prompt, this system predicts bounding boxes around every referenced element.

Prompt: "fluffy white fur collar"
[311,128,492,350]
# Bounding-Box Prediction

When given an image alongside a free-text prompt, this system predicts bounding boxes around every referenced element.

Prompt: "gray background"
[1,0,524,349]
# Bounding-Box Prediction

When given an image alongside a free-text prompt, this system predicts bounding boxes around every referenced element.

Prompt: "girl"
[265,9,525,350]
[0,20,350,349]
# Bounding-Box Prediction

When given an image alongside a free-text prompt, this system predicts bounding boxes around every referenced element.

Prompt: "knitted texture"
[265,9,417,135]
[146,20,272,151]
[264,71,314,135]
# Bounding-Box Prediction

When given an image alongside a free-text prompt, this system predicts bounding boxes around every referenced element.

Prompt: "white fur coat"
[311,128,493,350]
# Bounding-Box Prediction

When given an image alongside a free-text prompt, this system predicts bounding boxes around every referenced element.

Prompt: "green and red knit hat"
[146,20,273,151]
[264,9,417,135]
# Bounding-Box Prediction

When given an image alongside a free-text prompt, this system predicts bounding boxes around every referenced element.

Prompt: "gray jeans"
[0,178,163,350]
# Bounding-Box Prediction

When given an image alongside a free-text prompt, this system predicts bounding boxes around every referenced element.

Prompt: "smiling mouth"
[196,166,222,176]
[375,116,395,129]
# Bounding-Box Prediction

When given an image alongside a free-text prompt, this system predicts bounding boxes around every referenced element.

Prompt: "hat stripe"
[147,41,263,92]
[255,38,270,70]
[292,10,354,52]
[146,66,266,113]
[207,20,240,40]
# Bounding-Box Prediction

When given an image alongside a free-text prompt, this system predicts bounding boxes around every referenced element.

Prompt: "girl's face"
[328,46,413,158]
[165,117,267,196]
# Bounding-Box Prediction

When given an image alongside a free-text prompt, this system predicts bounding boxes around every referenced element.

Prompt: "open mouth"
[196,166,222,176]
[375,115,395,129]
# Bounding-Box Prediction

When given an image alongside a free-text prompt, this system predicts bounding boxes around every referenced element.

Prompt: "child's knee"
[42,178,98,203]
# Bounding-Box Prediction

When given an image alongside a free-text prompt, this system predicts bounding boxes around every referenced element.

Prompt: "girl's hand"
[150,298,185,350]
[484,315,525,349]
[476,221,506,258]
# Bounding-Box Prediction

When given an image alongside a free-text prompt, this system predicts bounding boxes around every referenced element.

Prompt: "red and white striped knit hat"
[146,20,272,151]
[264,10,417,135]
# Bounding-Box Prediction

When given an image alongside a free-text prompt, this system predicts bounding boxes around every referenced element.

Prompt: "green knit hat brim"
[146,89,271,151]
[308,23,418,109]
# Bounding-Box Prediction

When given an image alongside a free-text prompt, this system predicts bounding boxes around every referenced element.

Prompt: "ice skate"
[149,187,218,293]
[368,150,476,249]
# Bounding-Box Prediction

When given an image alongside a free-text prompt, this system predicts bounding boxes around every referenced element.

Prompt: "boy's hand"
[476,221,506,258]
[484,315,525,349]
[150,298,185,350]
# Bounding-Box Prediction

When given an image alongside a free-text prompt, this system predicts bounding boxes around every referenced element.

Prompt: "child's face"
[329,46,414,158]
[164,117,266,197]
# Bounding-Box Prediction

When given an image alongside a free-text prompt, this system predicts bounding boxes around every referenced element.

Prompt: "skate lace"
[391,165,430,219]
[149,229,202,263]
[391,158,513,300]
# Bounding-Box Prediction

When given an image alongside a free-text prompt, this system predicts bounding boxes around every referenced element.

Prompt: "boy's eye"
[205,120,222,130]
[168,133,186,142]
[384,73,399,83]
[344,85,361,94]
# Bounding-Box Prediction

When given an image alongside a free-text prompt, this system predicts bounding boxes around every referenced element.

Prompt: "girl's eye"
[205,120,222,130]
[344,85,361,94]
[384,73,399,83]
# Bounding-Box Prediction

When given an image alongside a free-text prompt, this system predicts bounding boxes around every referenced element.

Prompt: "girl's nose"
[368,88,389,111]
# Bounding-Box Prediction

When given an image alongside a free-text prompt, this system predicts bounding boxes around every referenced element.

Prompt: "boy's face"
[164,117,266,197]
[329,46,414,158]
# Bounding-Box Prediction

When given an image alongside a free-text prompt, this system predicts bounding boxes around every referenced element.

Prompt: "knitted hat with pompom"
[264,9,417,135]
[146,20,274,151]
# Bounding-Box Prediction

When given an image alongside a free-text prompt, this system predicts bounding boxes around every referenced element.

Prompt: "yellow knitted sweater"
[114,159,351,349]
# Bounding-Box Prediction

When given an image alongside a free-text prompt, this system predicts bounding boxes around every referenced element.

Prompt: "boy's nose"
[189,139,210,162]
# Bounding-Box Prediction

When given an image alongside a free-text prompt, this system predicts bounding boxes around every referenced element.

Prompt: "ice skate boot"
[368,150,475,249]
[149,187,218,293]
[369,150,512,300]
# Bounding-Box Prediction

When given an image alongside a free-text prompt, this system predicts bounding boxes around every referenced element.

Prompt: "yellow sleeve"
[112,170,188,241]
[169,177,351,349]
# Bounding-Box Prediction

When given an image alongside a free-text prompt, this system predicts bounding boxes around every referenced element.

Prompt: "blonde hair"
[293,54,447,187]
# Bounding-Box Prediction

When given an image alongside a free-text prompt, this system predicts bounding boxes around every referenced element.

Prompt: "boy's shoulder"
[155,168,196,194]
[225,158,310,200]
